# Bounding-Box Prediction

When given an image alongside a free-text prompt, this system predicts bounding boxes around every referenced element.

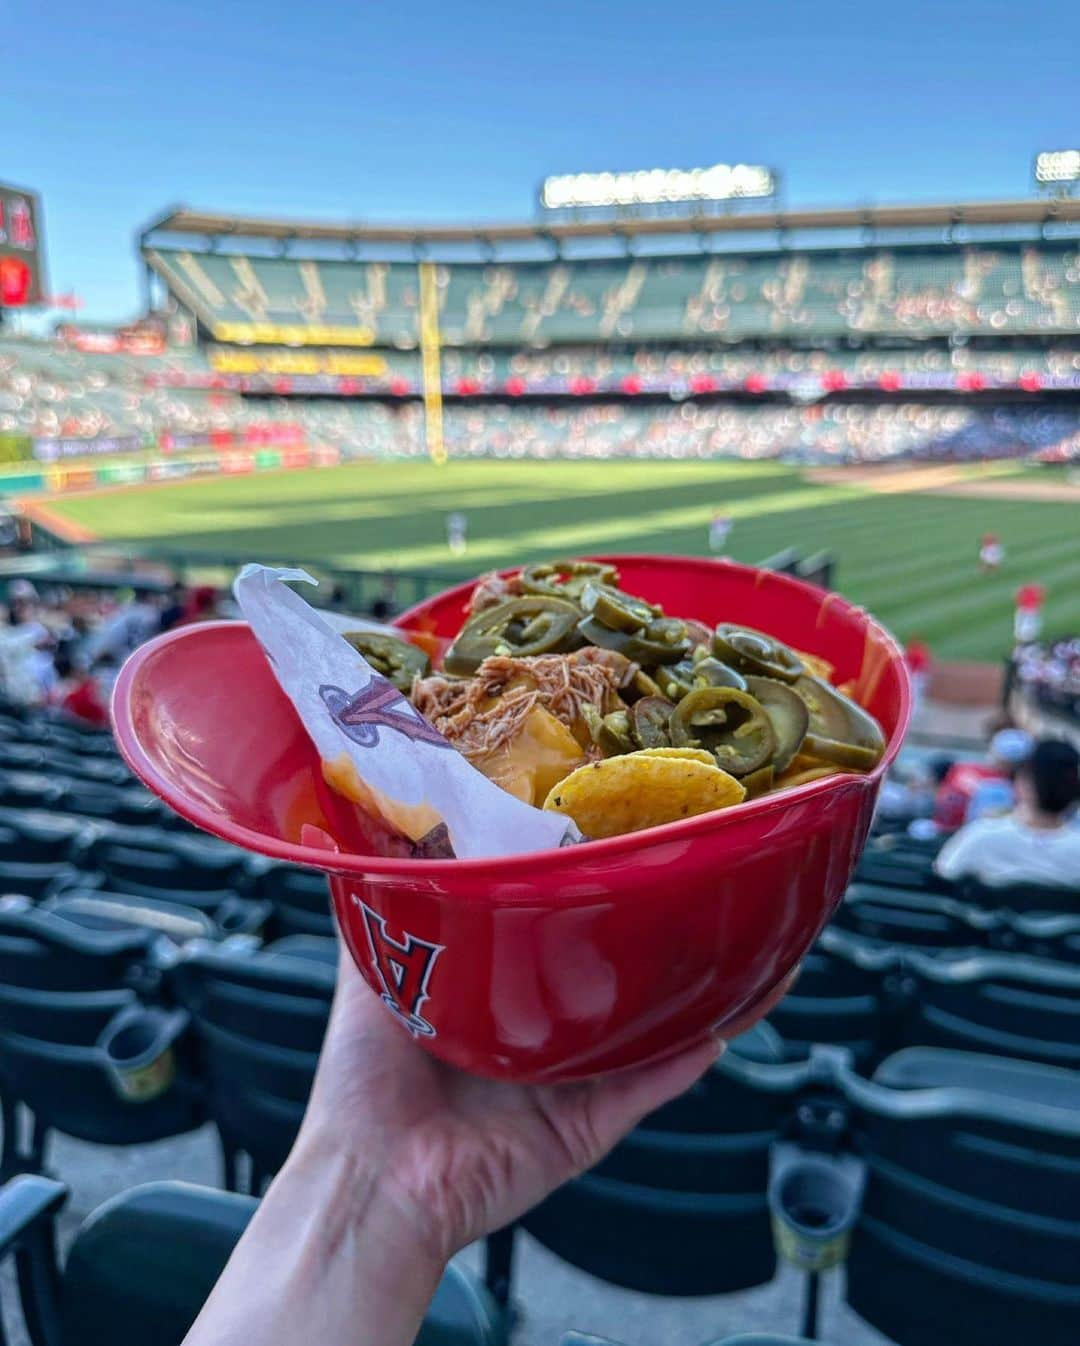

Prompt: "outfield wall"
[0,442,344,498]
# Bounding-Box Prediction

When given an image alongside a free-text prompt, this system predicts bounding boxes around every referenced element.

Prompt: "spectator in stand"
[935,739,1080,890]
[159,582,189,632]
[176,585,221,625]
[5,577,39,627]
[1013,634,1080,724]
[81,592,161,665]
[933,728,1033,830]
[26,626,59,702]
[876,755,952,827]
[50,646,110,727]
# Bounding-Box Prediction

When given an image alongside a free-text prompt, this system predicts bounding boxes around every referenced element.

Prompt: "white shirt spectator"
[935,815,1080,890]
[82,601,159,665]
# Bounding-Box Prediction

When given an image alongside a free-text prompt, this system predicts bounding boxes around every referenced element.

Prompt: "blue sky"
[3,0,1074,322]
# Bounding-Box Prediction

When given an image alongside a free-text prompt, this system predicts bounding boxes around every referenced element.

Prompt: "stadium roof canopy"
[141,197,1080,255]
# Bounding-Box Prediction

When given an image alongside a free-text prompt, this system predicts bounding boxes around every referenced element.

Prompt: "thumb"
[583,1034,724,1160]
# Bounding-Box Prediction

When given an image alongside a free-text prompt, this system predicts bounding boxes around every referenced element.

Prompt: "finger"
[584,1035,724,1157]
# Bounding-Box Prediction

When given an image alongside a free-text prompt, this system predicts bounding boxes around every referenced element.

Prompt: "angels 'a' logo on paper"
[356,898,444,1037]
[320,681,452,751]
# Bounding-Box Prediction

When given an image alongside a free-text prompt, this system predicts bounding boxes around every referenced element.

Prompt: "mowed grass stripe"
[51,458,788,529]
[331,484,865,571]
[50,461,806,550]
[851,524,1080,604]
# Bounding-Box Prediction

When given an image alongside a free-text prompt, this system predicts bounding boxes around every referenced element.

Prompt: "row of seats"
[771,924,1080,1070]
[4,879,1077,1196]
[0,1170,827,1346]
[0,899,336,1185]
[0,706,340,1188]
[0,807,332,936]
[488,1042,1079,1346]
[836,880,1080,956]
[2,1033,1076,1346]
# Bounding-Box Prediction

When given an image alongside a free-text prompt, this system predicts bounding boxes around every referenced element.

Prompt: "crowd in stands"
[0,578,228,722]
[3,335,1078,467]
[1013,635,1080,725]
[877,725,1080,888]
[442,341,1080,390]
[0,337,223,443]
[428,400,1080,463]
[148,242,1080,344]
[934,737,1080,889]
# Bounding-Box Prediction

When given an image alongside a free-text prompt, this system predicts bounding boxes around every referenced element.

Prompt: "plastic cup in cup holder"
[769,1149,865,1273]
[99,1006,187,1103]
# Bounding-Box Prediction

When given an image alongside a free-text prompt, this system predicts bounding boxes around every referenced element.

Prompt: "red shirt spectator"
[177,586,219,625]
[933,729,1034,830]
[933,761,1002,831]
[60,675,110,727]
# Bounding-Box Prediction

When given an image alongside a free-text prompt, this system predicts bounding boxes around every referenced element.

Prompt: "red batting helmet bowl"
[112,556,910,1082]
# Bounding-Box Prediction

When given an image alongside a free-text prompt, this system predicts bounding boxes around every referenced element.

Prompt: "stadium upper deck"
[142,198,1080,348]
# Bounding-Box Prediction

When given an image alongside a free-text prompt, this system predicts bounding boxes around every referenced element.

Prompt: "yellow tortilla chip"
[543,752,745,839]
[794,649,835,682]
[636,746,717,767]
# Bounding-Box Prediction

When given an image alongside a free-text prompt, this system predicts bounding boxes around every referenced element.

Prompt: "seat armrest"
[0,1177,67,1259]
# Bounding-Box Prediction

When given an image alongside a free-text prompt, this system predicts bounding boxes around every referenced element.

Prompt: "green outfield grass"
[45,459,1080,661]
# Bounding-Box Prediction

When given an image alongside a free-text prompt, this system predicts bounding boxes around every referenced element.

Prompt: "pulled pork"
[412,651,625,761]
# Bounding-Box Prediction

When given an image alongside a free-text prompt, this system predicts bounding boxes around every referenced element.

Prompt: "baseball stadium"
[0,96,1079,1346]
[3,193,1080,662]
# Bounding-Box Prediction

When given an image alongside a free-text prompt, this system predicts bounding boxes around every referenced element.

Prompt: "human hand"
[185,947,721,1346]
[297,944,723,1264]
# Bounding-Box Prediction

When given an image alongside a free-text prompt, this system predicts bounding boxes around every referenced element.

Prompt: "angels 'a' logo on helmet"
[356,898,444,1037]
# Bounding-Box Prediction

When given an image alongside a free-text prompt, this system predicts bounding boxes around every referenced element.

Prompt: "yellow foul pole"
[417,261,446,465]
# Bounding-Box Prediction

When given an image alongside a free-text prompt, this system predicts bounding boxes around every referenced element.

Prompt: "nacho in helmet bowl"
[112,556,910,1082]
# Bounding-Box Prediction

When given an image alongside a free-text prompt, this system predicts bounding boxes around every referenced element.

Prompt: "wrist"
[186,1131,446,1346]
[283,1122,448,1287]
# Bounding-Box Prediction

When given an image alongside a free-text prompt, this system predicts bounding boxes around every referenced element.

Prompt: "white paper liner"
[233,565,579,859]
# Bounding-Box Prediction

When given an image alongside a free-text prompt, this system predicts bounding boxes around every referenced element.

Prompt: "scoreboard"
[0,183,45,308]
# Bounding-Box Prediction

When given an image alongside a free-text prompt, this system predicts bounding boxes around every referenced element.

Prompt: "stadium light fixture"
[1034,150,1080,186]
[540,163,776,211]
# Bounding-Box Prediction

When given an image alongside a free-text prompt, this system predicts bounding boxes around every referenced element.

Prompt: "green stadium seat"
[834,883,995,949]
[958,877,1080,915]
[768,929,897,1067]
[903,951,1080,1070]
[250,862,333,938]
[491,1054,814,1311]
[844,1048,1080,1346]
[168,942,335,1191]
